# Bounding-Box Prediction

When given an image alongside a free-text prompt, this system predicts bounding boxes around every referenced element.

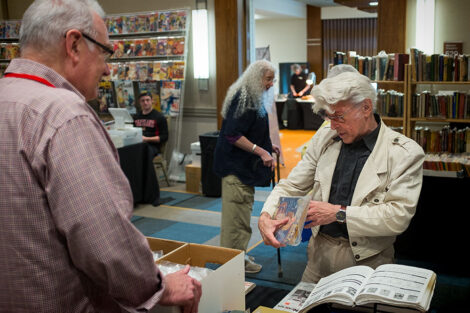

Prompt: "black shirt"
[320,114,381,238]
[134,109,168,151]
[290,73,307,95]
[213,92,273,187]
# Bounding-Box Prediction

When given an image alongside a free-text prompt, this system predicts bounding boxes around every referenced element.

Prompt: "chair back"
[160,115,171,159]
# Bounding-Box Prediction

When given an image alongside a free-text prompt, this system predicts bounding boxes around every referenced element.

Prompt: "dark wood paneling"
[307,5,322,80]
[377,0,406,53]
[215,0,246,129]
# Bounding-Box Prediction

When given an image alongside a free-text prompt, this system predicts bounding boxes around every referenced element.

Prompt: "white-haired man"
[258,71,425,283]
[214,60,280,274]
[0,1,201,312]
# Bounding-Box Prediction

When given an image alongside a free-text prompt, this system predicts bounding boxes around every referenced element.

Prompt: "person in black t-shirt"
[290,64,310,98]
[134,92,168,157]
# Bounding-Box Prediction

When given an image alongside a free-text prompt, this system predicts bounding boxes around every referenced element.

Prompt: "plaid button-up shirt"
[0,58,164,312]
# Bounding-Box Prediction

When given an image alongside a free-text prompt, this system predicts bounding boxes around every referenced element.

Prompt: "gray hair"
[20,0,105,54]
[292,64,301,72]
[327,64,359,78]
[312,71,377,114]
[221,59,275,118]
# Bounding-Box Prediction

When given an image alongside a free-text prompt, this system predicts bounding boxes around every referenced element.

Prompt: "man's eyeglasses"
[319,105,358,123]
[81,32,114,57]
[64,31,114,58]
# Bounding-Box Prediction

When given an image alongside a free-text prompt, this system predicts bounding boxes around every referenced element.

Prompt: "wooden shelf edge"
[410,118,470,123]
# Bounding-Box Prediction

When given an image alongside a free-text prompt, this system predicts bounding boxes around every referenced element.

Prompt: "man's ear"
[362,98,373,115]
[64,29,82,64]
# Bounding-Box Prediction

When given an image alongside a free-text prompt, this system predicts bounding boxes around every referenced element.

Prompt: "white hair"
[20,0,105,54]
[221,59,275,118]
[312,71,377,114]
[327,64,359,78]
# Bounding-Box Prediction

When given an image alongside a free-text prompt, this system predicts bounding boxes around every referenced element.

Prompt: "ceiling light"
[369,2,378,6]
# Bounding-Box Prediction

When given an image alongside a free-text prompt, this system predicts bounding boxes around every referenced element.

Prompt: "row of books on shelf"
[376,89,404,118]
[103,61,184,82]
[412,126,470,154]
[110,37,184,59]
[91,80,181,117]
[423,153,470,176]
[105,10,187,35]
[411,91,470,119]
[0,20,21,39]
[410,48,469,82]
[333,51,409,81]
[0,43,20,60]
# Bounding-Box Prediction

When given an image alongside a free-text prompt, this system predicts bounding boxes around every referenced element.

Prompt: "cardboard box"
[185,164,201,193]
[146,237,186,260]
[151,243,245,313]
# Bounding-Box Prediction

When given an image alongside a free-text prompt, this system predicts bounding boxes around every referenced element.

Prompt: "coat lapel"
[317,139,341,202]
[351,122,389,206]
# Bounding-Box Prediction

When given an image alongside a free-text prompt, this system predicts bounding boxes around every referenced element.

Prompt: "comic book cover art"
[118,63,127,80]
[108,63,119,81]
[136,62,149,81]
[157,12,170,32]
[160,80,181,116]
[0,43,5,59]
[156,38,167,56]
[148,38,158,56]
[123,40,135,58]
[114,80,136,114]
[158,62,169,80]
[0,21,5,39]
[169,62,185,80]
[138,81,161,112]
[108,16,124,34]
[176,11,187,30]
[136,15,149,33]
[168,12,179,31]
[4,20,21,38]
[4,43,20,60]
[168,37,185,55]
[146,62,154,79]
[149,13,158,32]
[97,81,117,113]
[134,39,145,57]
[273,196,310,246]
[141,39,152,57]
[125,15,137,33]
[127,62,137,81]
[112,40,125,59]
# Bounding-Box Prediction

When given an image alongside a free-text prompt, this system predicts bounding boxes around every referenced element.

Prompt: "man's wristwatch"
[336,206,347,223]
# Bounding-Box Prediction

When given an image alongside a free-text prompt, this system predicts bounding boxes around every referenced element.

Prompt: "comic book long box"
[146,237,245,313]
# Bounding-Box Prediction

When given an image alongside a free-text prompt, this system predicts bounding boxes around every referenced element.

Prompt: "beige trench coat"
[262,120,425,261]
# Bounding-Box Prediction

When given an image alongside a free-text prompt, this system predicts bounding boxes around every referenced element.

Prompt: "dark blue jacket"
[213,92,273,187]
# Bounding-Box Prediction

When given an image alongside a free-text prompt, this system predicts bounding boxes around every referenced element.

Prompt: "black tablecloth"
[117,142,159,205]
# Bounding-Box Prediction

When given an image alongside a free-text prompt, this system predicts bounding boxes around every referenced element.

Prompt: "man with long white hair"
[214,59,280,273]
[0,1,201,312]
[259,71,425,283]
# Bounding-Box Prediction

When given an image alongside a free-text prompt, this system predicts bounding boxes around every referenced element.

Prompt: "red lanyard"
[4,73,56,88]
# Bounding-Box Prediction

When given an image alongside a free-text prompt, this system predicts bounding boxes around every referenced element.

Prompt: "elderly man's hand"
[258,212,289,248]
[304,201,341,227]
[159,265,202,313]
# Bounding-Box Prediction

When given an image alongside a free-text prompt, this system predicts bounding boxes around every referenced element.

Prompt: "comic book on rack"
[274,264,436,313]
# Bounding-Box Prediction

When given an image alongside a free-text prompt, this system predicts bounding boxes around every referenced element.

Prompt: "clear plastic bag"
[157,260,214,281]
[273,194,311,246]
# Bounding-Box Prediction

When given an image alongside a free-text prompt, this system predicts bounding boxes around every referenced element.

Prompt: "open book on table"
[274,264,436,313]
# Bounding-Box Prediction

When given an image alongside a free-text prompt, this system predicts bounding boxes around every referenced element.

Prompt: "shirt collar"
[6,58,85,101]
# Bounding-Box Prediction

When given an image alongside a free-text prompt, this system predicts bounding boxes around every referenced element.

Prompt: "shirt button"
[352,241,357,246]
[394,138,399,143]
[374,199,379,203]
[355,254,360,260]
